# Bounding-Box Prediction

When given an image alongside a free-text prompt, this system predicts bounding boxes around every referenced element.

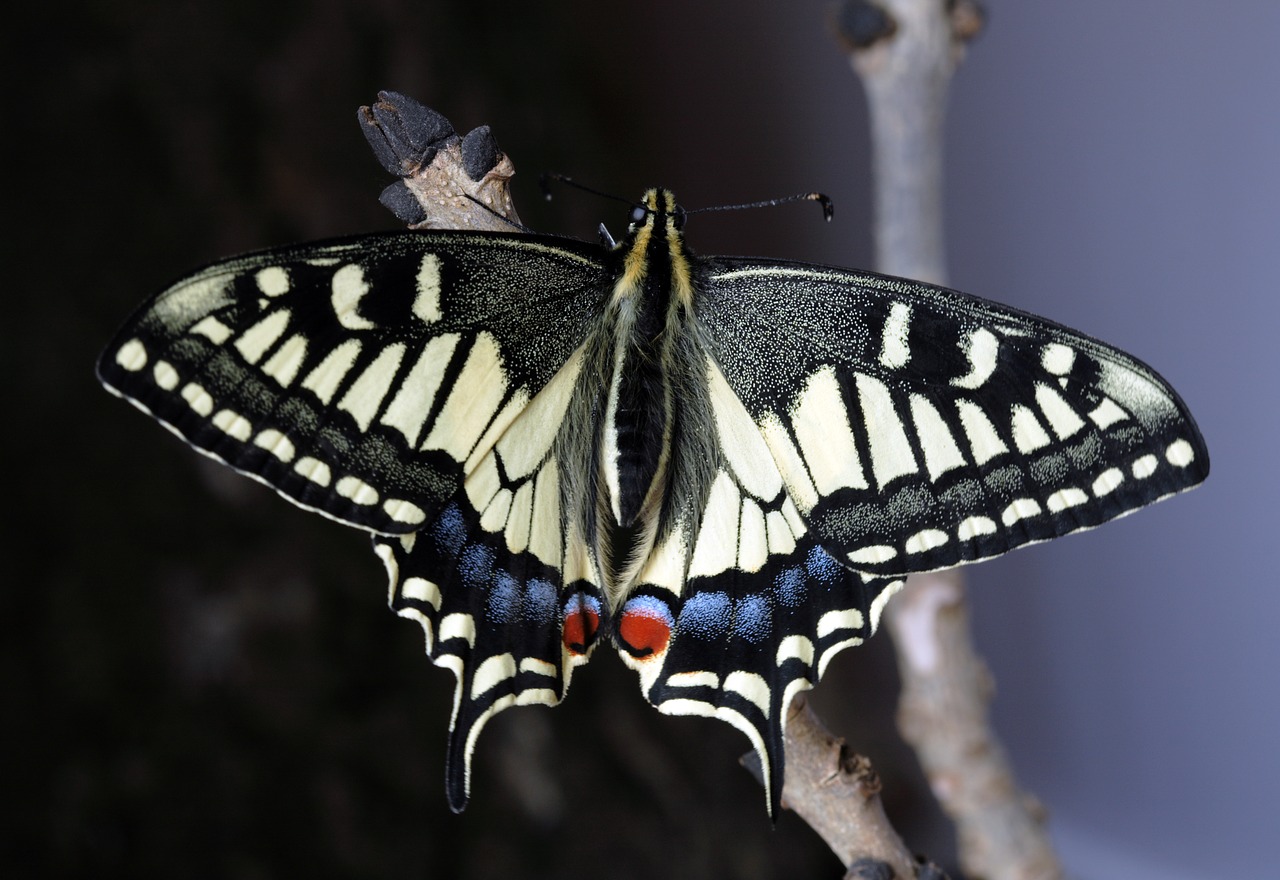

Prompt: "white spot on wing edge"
[1001,498,1042,526]
[180,383,214,417]
[383,498,426,525]
[254,429,295,462]
[1092,468,1124,497]
[817,607,865,638]
[153,360,179,390]
[666,670,720,689]
[211,409,252,441]
[957,516,997,541]
[1046,487,1088,512]
[402,576,442,610]
[848,545,897,565]
[1132,454,1158,479]
[116,339,147,371]
[294,456,331,487]
[1166,439,1196,467]
[336,475,379,506]
[905,529,949,554]
[776,635,815,666]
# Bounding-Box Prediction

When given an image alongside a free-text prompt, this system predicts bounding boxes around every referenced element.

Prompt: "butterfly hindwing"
[98,231,609,533]
[697,257,1209,577]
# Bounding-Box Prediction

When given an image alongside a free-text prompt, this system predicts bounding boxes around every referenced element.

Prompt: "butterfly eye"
[672,205,687,230]
[629,205,648,225]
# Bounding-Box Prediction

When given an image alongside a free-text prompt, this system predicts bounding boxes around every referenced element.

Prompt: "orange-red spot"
[618,607,672,658]
[562,606,599,655]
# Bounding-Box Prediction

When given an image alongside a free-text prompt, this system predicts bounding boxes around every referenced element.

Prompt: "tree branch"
[834,2,1066,877]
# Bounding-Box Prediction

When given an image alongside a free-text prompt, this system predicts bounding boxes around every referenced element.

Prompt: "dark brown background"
[9,1,1275,878]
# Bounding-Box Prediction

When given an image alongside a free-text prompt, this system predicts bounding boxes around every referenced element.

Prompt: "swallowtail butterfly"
[97,99,1208,818]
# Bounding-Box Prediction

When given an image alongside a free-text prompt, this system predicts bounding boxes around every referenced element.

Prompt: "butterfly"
[98,111,1208,819]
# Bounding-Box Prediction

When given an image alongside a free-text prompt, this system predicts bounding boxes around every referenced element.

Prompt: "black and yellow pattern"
[99,187,1208,816]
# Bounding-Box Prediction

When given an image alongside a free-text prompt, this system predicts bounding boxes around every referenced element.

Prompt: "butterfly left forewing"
[98,231,609,533]
[697,257,1209,577]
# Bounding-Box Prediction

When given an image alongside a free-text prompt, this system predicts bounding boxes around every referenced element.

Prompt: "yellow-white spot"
[253,429,295,462]
[116,339,147,371]
[910,394,968,481]
[1092,468,1124,497]
[330,264,376,331]
[519,657,557,678]
[527,459,562,568]
[255,266,290,296]
[848,545,897,565]
[504,481,534,554]
[688,471,741,579]
[464,452,502,514]
[1001,498,1042,526]
[180,383,214,417]
[776,635,815,666]
[638,524,688,594]
[212,409,252,441]
[856,373,918,488]
[1041,343,1075,375]
[414,253,443,323]
[723,671,771,716]
[666,671,720,689]
[1011,405,1052,453]
[879,301,912,368]
[765,510,797,557]
[905,529,950,554]
[337,342,406,431]
[817,607,865,638]
[336,476,379,505]
[1089,397,1129,430]
[1132,454,1159,479]
[262,333,308,387]
[1036,384,1086,439]
[757,414,820,512]
[791,366,868,493]
[439,613,477,646]
[380,333,459,447]
[294,456,331,487]
[383,498,426,525]
[480,488,514,533]
[422,332,508,462]
[189,316,233,344]
[868,579,905,633]
[707,358,783,500]
[736,499,769,573]
[1166,439,1196,468]
[496,349,582,479]
[951,327,999,389]
[153,360,179,390]
[234,309,290,364]
[956,399,1009,465]
[301,339,363,405]
[957,516,998,541]
[470,653,517,699]
[402,576,442,609]
[1047,488,1088,513]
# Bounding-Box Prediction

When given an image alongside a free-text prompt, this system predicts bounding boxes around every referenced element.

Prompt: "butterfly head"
[630,188,687,235]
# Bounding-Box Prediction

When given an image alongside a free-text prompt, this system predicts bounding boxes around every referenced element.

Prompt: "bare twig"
[834,2,1066,878]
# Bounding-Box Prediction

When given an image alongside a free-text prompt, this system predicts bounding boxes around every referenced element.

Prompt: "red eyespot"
[617,596,674,659]
[562,594,601,655]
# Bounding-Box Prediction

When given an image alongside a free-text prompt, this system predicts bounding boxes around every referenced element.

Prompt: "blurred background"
[9,1,1277,877]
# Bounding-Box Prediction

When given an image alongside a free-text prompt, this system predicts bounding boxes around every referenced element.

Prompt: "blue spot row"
[676,591,773,643]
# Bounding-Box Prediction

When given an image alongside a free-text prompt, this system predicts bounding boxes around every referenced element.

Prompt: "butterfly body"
[99,187,1207,816]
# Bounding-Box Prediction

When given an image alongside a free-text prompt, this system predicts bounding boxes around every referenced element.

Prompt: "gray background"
[12,1,1276,877]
